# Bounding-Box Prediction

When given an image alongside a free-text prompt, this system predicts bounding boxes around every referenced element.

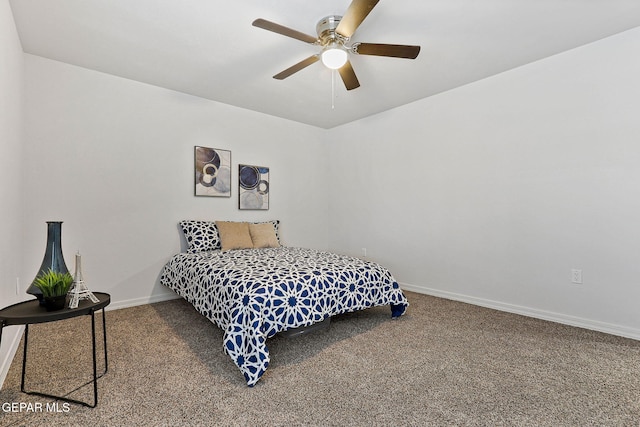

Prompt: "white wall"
[0,0,25,386]
[327,28,640,339]
[21,55,328,310]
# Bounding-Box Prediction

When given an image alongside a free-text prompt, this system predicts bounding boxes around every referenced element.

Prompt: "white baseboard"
[105,291,180,312]
[0,325,25,390]
[400,282,640,341]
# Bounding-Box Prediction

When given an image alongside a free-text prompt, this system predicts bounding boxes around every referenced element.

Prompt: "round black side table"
[0,292,110,408]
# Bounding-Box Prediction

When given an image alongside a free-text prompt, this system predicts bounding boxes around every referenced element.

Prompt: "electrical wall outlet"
[362,248,367,257]
[571,269,582,284]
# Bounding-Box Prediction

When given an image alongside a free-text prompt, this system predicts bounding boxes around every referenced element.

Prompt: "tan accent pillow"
[215,221,253,252]
[249,222,280,248]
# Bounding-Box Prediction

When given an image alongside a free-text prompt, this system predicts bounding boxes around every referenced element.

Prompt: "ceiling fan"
[252,0,420,91]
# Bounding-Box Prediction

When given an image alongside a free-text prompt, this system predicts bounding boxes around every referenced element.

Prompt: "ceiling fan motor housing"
[316,15,343,44]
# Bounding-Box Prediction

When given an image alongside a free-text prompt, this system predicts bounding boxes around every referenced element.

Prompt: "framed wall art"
[194,146,231,197]
[238,164,269,210]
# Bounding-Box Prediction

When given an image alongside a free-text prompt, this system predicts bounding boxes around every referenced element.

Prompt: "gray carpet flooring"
[1,291,639,426]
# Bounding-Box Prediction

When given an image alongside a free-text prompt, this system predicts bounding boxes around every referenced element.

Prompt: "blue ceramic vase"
[26,221,70,305]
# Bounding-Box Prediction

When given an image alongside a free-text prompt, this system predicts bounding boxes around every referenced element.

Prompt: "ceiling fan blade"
[338,60,360,91]
[336,0,380,39]
[273,55,320,80]
[354,43,421,59]
[252,18,318,44]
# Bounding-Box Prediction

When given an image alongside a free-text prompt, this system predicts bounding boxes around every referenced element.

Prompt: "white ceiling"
[9,0,640,129]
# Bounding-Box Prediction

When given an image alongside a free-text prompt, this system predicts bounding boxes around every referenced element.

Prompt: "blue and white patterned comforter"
[159,246,408,386]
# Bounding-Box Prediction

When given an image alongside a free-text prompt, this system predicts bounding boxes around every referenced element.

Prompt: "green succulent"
[33,269,74,298]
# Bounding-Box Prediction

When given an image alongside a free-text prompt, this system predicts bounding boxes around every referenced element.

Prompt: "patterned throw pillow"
[179,220,221,253]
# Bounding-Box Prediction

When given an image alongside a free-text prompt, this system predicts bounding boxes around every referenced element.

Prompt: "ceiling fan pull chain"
[331,69,336,110]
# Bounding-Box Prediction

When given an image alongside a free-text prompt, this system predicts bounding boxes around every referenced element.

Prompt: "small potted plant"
[32,269,74,311]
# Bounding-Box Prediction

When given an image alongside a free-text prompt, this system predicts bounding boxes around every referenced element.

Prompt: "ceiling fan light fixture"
[321,44,348,69]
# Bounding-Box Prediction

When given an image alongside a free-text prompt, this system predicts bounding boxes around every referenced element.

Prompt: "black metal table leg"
[91,309,98,407]
[102,308,108,374]
[20,324,28,393]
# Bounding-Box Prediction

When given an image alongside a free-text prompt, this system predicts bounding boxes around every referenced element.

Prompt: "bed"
[159,220,408,386]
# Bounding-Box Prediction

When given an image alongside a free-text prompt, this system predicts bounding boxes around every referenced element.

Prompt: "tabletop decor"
[68,251,99,308]
[26,221,70,305]
[32,268,74,311]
